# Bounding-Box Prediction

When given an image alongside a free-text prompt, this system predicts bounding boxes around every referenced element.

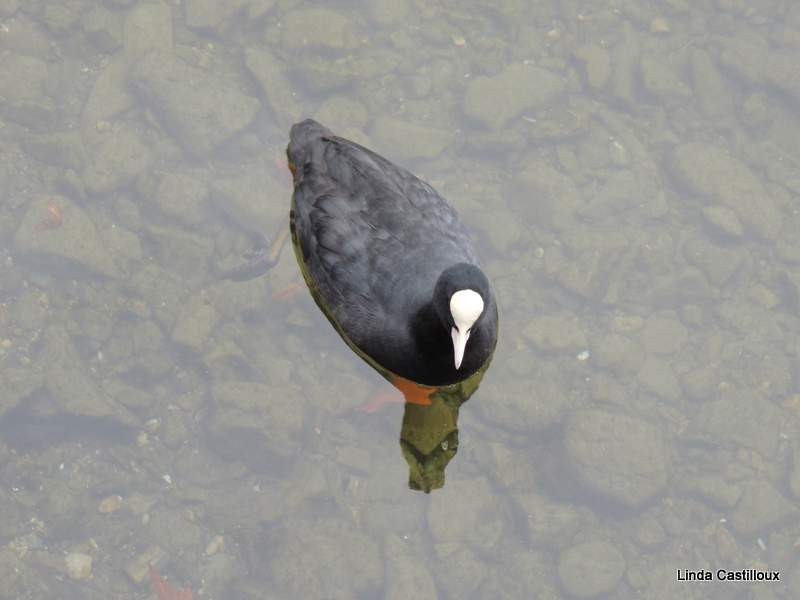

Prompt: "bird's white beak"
[451,326,470,370]
[449,289,484,371]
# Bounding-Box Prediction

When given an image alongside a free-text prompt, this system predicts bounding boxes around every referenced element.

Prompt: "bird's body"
[287,119,497,390]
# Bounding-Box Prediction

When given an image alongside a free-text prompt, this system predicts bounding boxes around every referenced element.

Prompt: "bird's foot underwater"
[272,280,306,301]
[357,388,405,413]
[216,226,290,282]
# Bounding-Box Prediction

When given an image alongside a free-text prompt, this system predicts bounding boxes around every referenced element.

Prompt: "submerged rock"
[82,6,123,53]
[592,333,645,374]
[123,0,173,63]
[294,54,380,94]
[0,51,55,128]
[152,172,209,227]
[81,56,133,145]
[690,48,734,119]
[0,14,50,58]
[642,314,687,354]
[574,44,611,90]
[211,167,287,232]
[463,63,564,130]
[790,446,800,500]
[559,540,626,598]
[384,535,437,600]
[82,123,151,195]
[565,409,671,508]
[710,33,768,86]
[209,380,303,463]
[244,46,302,127]
[367,0,409,26]
[185,0,247,32]
[701,204,743,238]
[509,160,580,231]
[14,194,118,278]
[370,116,452,161]
[21,131,87,170]
[478,551,557,598]
[172,294,219,352]
[730,480,797,537]
[682,236,743,286]
[433,545,486,598]
[670,142,782,240]
[638,357,681,401]
[577,170,650,221]
[64,553,92,581]
[40,326,135,422]
[522,313,587,352]
[693,390,782,458]
[515,492,584,546]
[315,95,369,130]
[269,519,382,599]
[281,8,361,50]
[428,477,502,546]
[640,55,691,104]
[765,50,800,105]
[131,52,260,157]
[475,376,569,434]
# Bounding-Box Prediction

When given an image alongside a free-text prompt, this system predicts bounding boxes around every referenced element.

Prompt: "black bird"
[287,119,497,404]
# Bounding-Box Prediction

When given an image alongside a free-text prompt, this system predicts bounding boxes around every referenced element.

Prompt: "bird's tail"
[287,119,331,182]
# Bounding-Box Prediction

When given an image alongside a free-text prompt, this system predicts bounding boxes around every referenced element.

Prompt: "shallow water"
[1,0,799,598]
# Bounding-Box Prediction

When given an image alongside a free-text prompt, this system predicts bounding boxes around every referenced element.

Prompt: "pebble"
[97,495,123,514]
[125,545,166,584]
[638,356,681,401]
[748,284,779,310]
[701,205,743,238]
[65,552,92,581]
[592,333,645,374]
[642,315,687,354]
[205,535,225,556]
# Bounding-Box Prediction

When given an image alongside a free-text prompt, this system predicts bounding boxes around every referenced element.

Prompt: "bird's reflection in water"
[397,365,489,493]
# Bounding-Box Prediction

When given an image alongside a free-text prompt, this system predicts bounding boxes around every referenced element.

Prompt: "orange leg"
[391,376,435,407]
[358,387,404,413]
[356,377,436,413]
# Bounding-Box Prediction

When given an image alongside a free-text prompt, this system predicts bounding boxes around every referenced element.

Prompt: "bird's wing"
[289,123,475,346]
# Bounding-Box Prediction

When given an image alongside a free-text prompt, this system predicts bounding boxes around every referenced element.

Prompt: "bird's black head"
[432,263,493,371]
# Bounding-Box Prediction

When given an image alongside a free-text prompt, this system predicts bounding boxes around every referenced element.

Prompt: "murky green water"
[1,0,799,598]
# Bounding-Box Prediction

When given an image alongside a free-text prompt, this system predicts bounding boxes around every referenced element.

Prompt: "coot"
[288,120,497,402]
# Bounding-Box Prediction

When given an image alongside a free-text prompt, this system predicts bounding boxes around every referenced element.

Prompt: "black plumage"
[288,119,497,387]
